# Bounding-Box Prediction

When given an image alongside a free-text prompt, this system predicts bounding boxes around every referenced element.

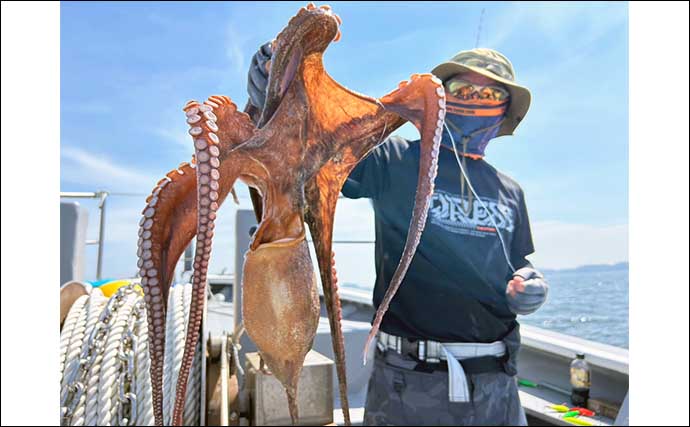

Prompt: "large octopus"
[136,3,446,425]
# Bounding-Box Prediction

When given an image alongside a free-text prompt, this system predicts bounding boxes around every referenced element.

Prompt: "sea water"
[518,267,629,349]
[335,255,629,349]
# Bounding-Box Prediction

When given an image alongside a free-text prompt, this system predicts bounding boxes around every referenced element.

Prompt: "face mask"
[442,94,508,158]
[440,94,509,216]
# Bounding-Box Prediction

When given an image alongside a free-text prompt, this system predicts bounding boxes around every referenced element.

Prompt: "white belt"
[377,331,506,402]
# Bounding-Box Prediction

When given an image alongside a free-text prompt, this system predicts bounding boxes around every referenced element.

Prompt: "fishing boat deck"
[205,292,627,426]
[60,200,629,426]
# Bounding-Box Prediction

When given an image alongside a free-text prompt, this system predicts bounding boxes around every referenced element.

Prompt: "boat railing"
[60,190,377,282]
[61,191,109,280]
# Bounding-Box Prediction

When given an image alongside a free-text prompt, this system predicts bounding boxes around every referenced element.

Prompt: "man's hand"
[247,41,274,110]
[506,267,549,315]
[506,275,525,298]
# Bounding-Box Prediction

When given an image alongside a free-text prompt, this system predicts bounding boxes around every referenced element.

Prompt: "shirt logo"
[429,190,515,237]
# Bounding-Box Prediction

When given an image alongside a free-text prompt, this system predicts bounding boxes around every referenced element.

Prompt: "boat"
[60,192,629,426]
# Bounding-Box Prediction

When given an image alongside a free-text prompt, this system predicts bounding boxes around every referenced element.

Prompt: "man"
[248,44,549,426]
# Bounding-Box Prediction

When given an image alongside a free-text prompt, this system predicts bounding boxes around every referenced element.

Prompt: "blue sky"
[60,1,628,281]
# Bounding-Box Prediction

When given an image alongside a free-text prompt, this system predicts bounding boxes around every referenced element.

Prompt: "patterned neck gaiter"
[442,94,508,158]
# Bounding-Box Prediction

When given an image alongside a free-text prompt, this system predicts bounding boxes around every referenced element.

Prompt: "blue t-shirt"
[341,136,534,343]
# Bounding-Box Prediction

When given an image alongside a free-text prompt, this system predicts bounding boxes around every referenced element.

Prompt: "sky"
[60,1,629,282]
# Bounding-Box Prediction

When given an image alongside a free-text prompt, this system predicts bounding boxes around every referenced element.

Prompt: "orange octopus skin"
[137,3,446,426]
[136,97,253,426]
[242,233,320,424]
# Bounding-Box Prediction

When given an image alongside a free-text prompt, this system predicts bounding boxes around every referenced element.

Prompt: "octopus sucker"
[170,98,252,425]
[171,101,223,424]
[133,97,255,426]
[362,74,446,361]
[142,4,444,425]
[136,160,199,426]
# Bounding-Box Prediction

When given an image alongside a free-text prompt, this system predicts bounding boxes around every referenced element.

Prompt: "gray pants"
[363,349,527,426]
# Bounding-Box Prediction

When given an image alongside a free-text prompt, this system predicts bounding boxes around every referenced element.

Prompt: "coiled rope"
[60,282,201,426]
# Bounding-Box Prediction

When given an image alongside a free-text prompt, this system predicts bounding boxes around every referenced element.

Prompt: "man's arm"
[247,41,273,111]
[341,140,396,200]
[505,189,549,315]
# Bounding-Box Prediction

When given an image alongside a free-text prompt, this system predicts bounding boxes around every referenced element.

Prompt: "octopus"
[136,3,446,425]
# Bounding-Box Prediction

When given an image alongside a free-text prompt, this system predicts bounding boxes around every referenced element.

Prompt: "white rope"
[67,289,106,426]
[134,302,154,427]
[163,282,202,425]
[83,292,110,427]
[61,294,89,401]
[184,340,201,426]
[163,285,185,425]
[183,283,201,426]
[63,296,89,391]
[97,292,138,425]
[60,295,88,377]
[59,282,202,426]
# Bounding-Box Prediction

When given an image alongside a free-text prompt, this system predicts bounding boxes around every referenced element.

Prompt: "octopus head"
[275,3,342,56]
[259,3,342,127]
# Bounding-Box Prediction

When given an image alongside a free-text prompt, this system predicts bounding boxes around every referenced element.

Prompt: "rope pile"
[60,282,202,426]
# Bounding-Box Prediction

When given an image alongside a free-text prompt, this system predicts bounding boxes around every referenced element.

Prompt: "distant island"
[541,262,629,274]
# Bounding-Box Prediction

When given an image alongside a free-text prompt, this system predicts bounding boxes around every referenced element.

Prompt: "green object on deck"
[563,410,580,418]
[518,378,538,387]
[564,417,594,426]
[518,378,570,396]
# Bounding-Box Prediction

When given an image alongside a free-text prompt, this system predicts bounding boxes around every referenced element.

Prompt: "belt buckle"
[384,333,401,354]
[425,340,441,363]
[376,338,386,353]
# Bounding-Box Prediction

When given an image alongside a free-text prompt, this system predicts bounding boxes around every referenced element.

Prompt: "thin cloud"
[149,124,193,150]
[225,21,248,76]
[61,145,156,191]
[484,4,626,52]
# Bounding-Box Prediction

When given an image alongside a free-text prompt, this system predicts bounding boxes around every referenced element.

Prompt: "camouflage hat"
[431,48,531,137]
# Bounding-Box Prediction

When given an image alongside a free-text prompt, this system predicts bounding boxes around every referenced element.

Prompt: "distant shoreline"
[541,262,629,275]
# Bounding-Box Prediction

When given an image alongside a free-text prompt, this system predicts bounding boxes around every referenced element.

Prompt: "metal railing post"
[184,244,193,273]
[60,191,109,281]
[60,191,375,283]
[96,191,108,280]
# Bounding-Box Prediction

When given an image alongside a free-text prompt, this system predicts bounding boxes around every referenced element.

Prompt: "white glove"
[506,267,549,315]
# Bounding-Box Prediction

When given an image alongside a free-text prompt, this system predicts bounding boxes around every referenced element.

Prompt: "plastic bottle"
[570,353,591,406]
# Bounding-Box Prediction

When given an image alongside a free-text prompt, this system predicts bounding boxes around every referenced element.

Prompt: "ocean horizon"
[338,262,630,350]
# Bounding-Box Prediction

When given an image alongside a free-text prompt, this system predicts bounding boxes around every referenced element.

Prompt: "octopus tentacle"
[329,252,348,415]
[140,95,253,426]
[138,161,198,426]
[171,100,221,425]
[205,95,255,148]
[300,70,445,426]
[363,74,446,360]
[304,172,351,425]
[171,99,245,426]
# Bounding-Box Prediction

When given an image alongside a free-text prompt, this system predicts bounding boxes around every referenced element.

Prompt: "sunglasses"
[445,78,510,101]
